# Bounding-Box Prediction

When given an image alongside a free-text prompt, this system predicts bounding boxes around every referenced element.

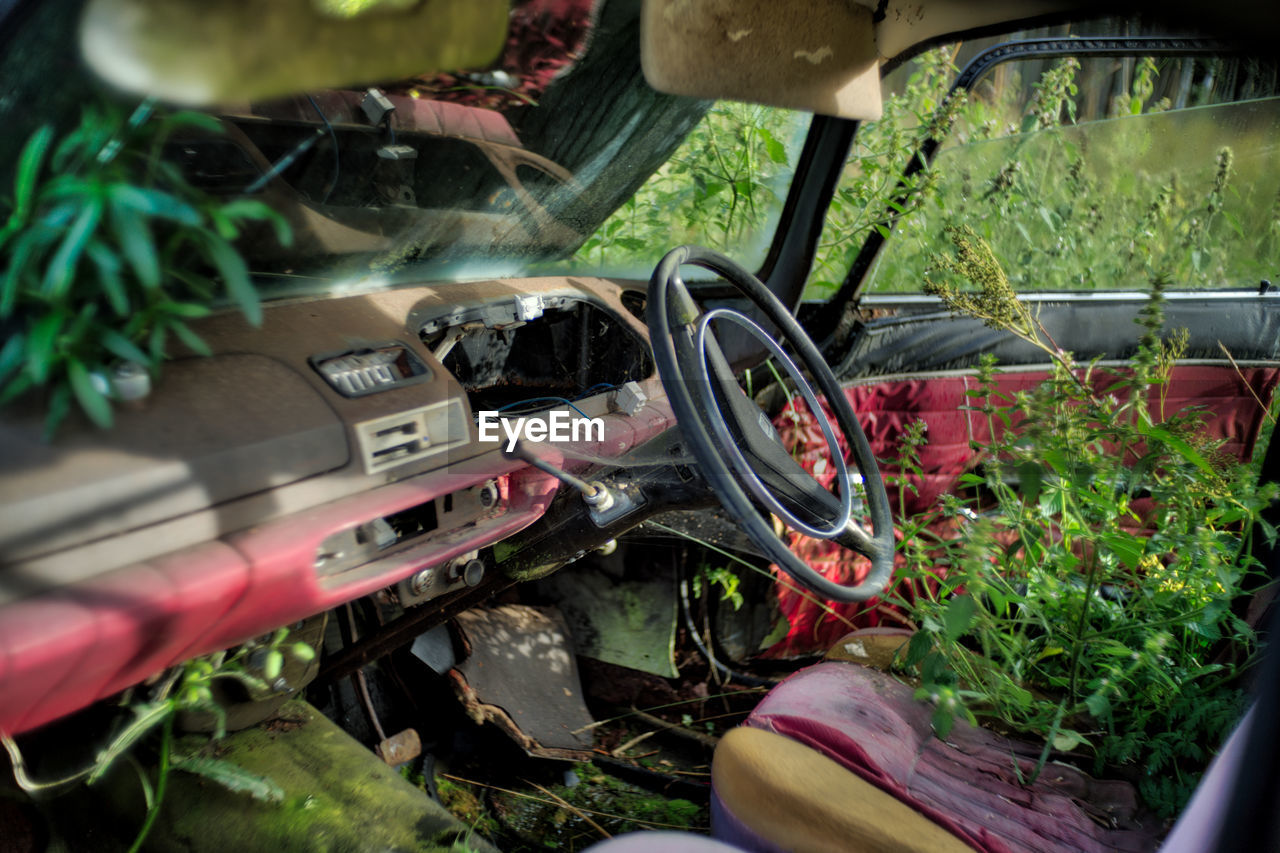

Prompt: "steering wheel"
[646,245,894,603]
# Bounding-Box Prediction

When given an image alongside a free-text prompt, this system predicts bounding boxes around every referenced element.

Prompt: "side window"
[811,49,1280,298]
[570,102,809,277]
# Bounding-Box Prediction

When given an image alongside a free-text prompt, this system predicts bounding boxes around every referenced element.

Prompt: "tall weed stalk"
[894,238,1276,817]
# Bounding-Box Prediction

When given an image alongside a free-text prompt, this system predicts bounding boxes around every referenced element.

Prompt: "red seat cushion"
[741,662,1163,853]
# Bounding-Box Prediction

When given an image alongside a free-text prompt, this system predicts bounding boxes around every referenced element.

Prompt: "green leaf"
[1034,645,1065,663]
[109,185,200,226]
[1,224,59,318]
[942,594,976,642]
[26,309,67,384]
[66,302,99,341]
[208,208,239,241]
[904,629,933,667]
[171,755,284,803]
[67,358,112,429]
[758,128,788,165]
[1016,461,1043,503]
[0,372,34,406]
[43,195,104,298]
[157,300,212,319]
[0,334,23,386]
[9,125,54,226]
[262,649,284,681]
[149,323,168,361]
[931,704,955,739]
[757,615,791,650]
[158,110,226,137]
[167,320,212,357]
[1051,729,1089,752]
[41,383,71,441]
[1101,532,1146,569]
[85,240,130,316]
[202,233,260,325]
[1084,692,1111,720]
[98,327,150,366]
[1133,416,1217,478]
[108,199,160,290]
[920,650,950,685]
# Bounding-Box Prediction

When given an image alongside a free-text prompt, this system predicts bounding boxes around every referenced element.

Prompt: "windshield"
[0,0,733,299]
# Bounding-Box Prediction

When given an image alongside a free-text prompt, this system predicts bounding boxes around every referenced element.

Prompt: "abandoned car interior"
[1,0,1279,850]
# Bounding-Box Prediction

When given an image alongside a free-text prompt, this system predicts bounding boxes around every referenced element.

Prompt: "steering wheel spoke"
[647,245,895,603]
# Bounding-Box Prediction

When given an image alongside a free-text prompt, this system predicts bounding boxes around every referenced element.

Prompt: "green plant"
[572,102,803,272]
[858,56,1280,297]
[0,101,291,437]
[692,563,744,611]
[3,629,313,850]
[890,238,1274,817]
[806,46,963,298]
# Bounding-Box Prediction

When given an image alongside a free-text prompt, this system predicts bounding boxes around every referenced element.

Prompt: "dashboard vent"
[354,398,467,474]
[311,342,430,398]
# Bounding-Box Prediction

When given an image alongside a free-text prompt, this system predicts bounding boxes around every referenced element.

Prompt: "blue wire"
[496,397,592,419]
[574,383,616,400]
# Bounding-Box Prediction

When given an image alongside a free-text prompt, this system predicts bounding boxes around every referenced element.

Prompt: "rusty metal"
[449,605,596,760]
[374,728,422,766]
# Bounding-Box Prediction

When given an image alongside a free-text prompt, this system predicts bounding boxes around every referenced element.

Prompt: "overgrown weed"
[892,244,1276,817]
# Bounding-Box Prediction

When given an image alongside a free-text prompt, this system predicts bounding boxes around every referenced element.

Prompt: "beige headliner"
[641,0,1082,120]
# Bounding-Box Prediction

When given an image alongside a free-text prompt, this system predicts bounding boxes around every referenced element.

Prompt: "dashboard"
[0,275,677,735]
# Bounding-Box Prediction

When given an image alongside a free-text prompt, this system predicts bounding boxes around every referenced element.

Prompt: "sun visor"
[79,0,509,106]
[641,0,884,120]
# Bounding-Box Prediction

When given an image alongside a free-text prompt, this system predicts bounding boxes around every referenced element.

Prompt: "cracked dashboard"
[0,276,672,735]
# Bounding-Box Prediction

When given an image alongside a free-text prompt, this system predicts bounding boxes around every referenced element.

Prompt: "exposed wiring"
[496,396,592,420]
[307,94,341,205]
[575,382,616,400]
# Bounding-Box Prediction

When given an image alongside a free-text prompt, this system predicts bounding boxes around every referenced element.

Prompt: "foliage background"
[573,42,1280,300]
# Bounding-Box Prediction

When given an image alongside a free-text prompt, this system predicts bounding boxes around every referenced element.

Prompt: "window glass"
[0,0,726,300]
[870,94,1280,293]
[811,47,1280,299]
[567,102,810,279]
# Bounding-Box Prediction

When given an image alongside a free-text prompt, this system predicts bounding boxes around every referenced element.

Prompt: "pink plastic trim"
[0,401,675,735]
